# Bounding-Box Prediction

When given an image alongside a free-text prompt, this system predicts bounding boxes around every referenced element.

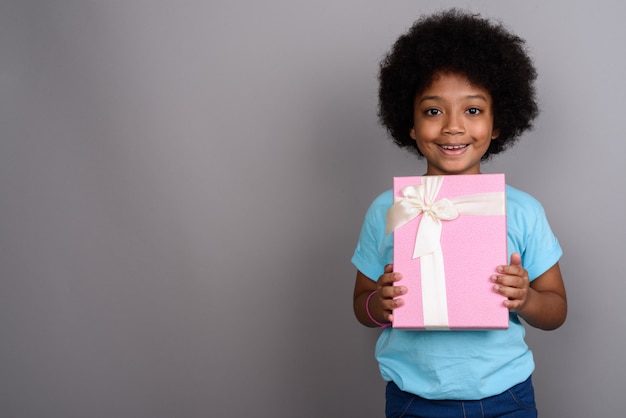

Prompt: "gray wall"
[1,1,624,417]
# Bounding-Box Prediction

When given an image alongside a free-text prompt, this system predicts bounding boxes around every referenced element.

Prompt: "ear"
[491,127,500,140]
[410,127,417,140]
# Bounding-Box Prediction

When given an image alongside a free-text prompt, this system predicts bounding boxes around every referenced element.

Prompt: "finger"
[378,271,403,287]
[497,264,524,277]
[500,253,524,274]
[494,283,523,299]
[492,273,528,289]
[503,298,523,311]
[379,281,407,299]
[497,253,524,276]
[494,284,528,307]
[381,296,404,312]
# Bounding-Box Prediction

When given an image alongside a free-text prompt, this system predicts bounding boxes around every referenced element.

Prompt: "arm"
[353,265,407,327]
[492,253,567,330]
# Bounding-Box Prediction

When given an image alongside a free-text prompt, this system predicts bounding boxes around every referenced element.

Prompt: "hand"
[375,264,408,323]
[491,253,529,311]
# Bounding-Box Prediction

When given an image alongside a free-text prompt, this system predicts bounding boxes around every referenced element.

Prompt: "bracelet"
[366,290,391,328]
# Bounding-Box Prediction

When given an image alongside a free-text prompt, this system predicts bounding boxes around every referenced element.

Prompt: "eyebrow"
[418,94,489,103]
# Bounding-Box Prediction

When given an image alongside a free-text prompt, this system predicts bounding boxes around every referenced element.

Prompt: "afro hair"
[378,9,539,159]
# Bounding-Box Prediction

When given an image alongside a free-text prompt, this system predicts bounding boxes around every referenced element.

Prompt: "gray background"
[1,1,624,417]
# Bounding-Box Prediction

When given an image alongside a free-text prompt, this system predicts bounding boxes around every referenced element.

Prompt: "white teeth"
[441,145,468,150]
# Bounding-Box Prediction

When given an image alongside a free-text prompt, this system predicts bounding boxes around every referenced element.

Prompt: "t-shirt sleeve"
[351,191,394,282]
[522,203,563,281]
[506,186,562,281]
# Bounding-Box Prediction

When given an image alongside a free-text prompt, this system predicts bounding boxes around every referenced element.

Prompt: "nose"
[443,112,464,135]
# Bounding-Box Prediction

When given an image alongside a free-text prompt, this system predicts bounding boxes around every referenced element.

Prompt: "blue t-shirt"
[352,184,562,400]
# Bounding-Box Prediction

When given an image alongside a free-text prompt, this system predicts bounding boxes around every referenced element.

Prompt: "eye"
[425,108,442,116]
[466,107,481,115]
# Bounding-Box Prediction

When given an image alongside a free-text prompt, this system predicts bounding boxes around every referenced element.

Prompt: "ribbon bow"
[387,176,505,259]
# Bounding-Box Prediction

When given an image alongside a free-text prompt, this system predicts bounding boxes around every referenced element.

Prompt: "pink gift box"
[388,174,509,330]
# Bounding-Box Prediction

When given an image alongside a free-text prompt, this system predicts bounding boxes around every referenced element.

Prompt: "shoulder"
[368,189,394,212]
[361,189,394,226]
[506,184,546,220]
[506,184,542,209]
[359,189,394,244]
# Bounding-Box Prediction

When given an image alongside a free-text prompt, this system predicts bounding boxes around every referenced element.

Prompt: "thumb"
[510,252,522,267]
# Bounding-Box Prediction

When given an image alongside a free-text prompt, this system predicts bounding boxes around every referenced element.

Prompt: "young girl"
[352,9,567,418]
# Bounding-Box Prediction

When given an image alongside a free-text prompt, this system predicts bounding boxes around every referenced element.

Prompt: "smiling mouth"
[439,144,468,150]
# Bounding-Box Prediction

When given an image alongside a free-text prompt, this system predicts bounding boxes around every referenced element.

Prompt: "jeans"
[385,376,537,418]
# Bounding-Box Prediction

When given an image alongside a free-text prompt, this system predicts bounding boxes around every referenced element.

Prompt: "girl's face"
[410,72,499,176]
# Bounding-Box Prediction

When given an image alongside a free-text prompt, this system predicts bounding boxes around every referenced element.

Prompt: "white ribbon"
[386,176,505,328]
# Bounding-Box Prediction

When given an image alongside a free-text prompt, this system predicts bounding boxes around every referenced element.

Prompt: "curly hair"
[378,9,538,159]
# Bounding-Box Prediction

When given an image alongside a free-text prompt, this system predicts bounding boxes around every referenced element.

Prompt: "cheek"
[412,123,439,142]
[473,123,497,141]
